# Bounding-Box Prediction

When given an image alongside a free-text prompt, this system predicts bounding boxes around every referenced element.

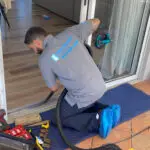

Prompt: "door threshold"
[7,99,57,124]
[106,75,139,89]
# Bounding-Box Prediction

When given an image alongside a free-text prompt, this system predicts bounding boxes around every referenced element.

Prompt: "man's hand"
[49,80,62,92]
[50,85,58,92]
[89,18,101,32]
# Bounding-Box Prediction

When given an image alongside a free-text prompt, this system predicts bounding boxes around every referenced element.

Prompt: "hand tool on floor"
[32,129,51,149]
[28,120,50,127]
[0,109,10,132]
[41,121,49,129]
[36,136,44,150]
[40,121,51,148]
[28,120,51,149]
[29,129,44,150]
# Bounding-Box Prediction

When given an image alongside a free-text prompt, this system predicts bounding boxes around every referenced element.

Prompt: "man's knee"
[51,108,66,126]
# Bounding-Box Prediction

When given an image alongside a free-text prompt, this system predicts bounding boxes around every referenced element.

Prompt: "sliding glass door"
[81,0,150,86]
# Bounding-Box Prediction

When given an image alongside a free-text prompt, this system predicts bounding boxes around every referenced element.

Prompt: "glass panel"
[91,0,149,81]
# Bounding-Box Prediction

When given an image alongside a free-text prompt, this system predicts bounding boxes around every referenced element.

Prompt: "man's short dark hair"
[24,27,47,44]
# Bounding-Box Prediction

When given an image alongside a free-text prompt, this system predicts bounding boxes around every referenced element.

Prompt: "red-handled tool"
[0,109,10,132]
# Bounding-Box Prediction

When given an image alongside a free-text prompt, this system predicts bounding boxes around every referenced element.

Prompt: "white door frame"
[80,0,150,88]
[0,27,7,118]
[79,0,89,23]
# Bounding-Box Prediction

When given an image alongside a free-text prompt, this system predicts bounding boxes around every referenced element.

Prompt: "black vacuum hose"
[56,88,122,150]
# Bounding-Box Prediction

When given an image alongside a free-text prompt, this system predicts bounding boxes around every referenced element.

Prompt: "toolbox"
[0,131,35,150]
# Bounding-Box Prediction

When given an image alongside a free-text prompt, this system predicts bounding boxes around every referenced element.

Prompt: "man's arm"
[39,60,59,93]
[66,18,101,42]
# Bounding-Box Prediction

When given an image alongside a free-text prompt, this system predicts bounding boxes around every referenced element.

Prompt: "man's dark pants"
[52,99,108,133]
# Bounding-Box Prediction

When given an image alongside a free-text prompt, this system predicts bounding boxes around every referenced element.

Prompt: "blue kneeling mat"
[31,84,150,150]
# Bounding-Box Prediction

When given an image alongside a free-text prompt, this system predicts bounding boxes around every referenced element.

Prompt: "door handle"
[84,0,88,6]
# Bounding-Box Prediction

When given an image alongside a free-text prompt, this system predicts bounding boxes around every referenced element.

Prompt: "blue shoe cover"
[110,105,121,128]
[99,108,113,138]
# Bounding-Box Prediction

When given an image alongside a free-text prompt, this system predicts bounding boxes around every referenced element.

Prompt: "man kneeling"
[24,18,121,138]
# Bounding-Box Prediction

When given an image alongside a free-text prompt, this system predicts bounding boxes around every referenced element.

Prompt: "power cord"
[114,126,150,145]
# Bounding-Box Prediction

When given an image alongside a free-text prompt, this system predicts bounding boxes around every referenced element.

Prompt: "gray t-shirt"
[38,20,106,108]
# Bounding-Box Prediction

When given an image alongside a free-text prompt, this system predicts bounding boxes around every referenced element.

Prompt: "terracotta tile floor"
[75,81,150,150]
